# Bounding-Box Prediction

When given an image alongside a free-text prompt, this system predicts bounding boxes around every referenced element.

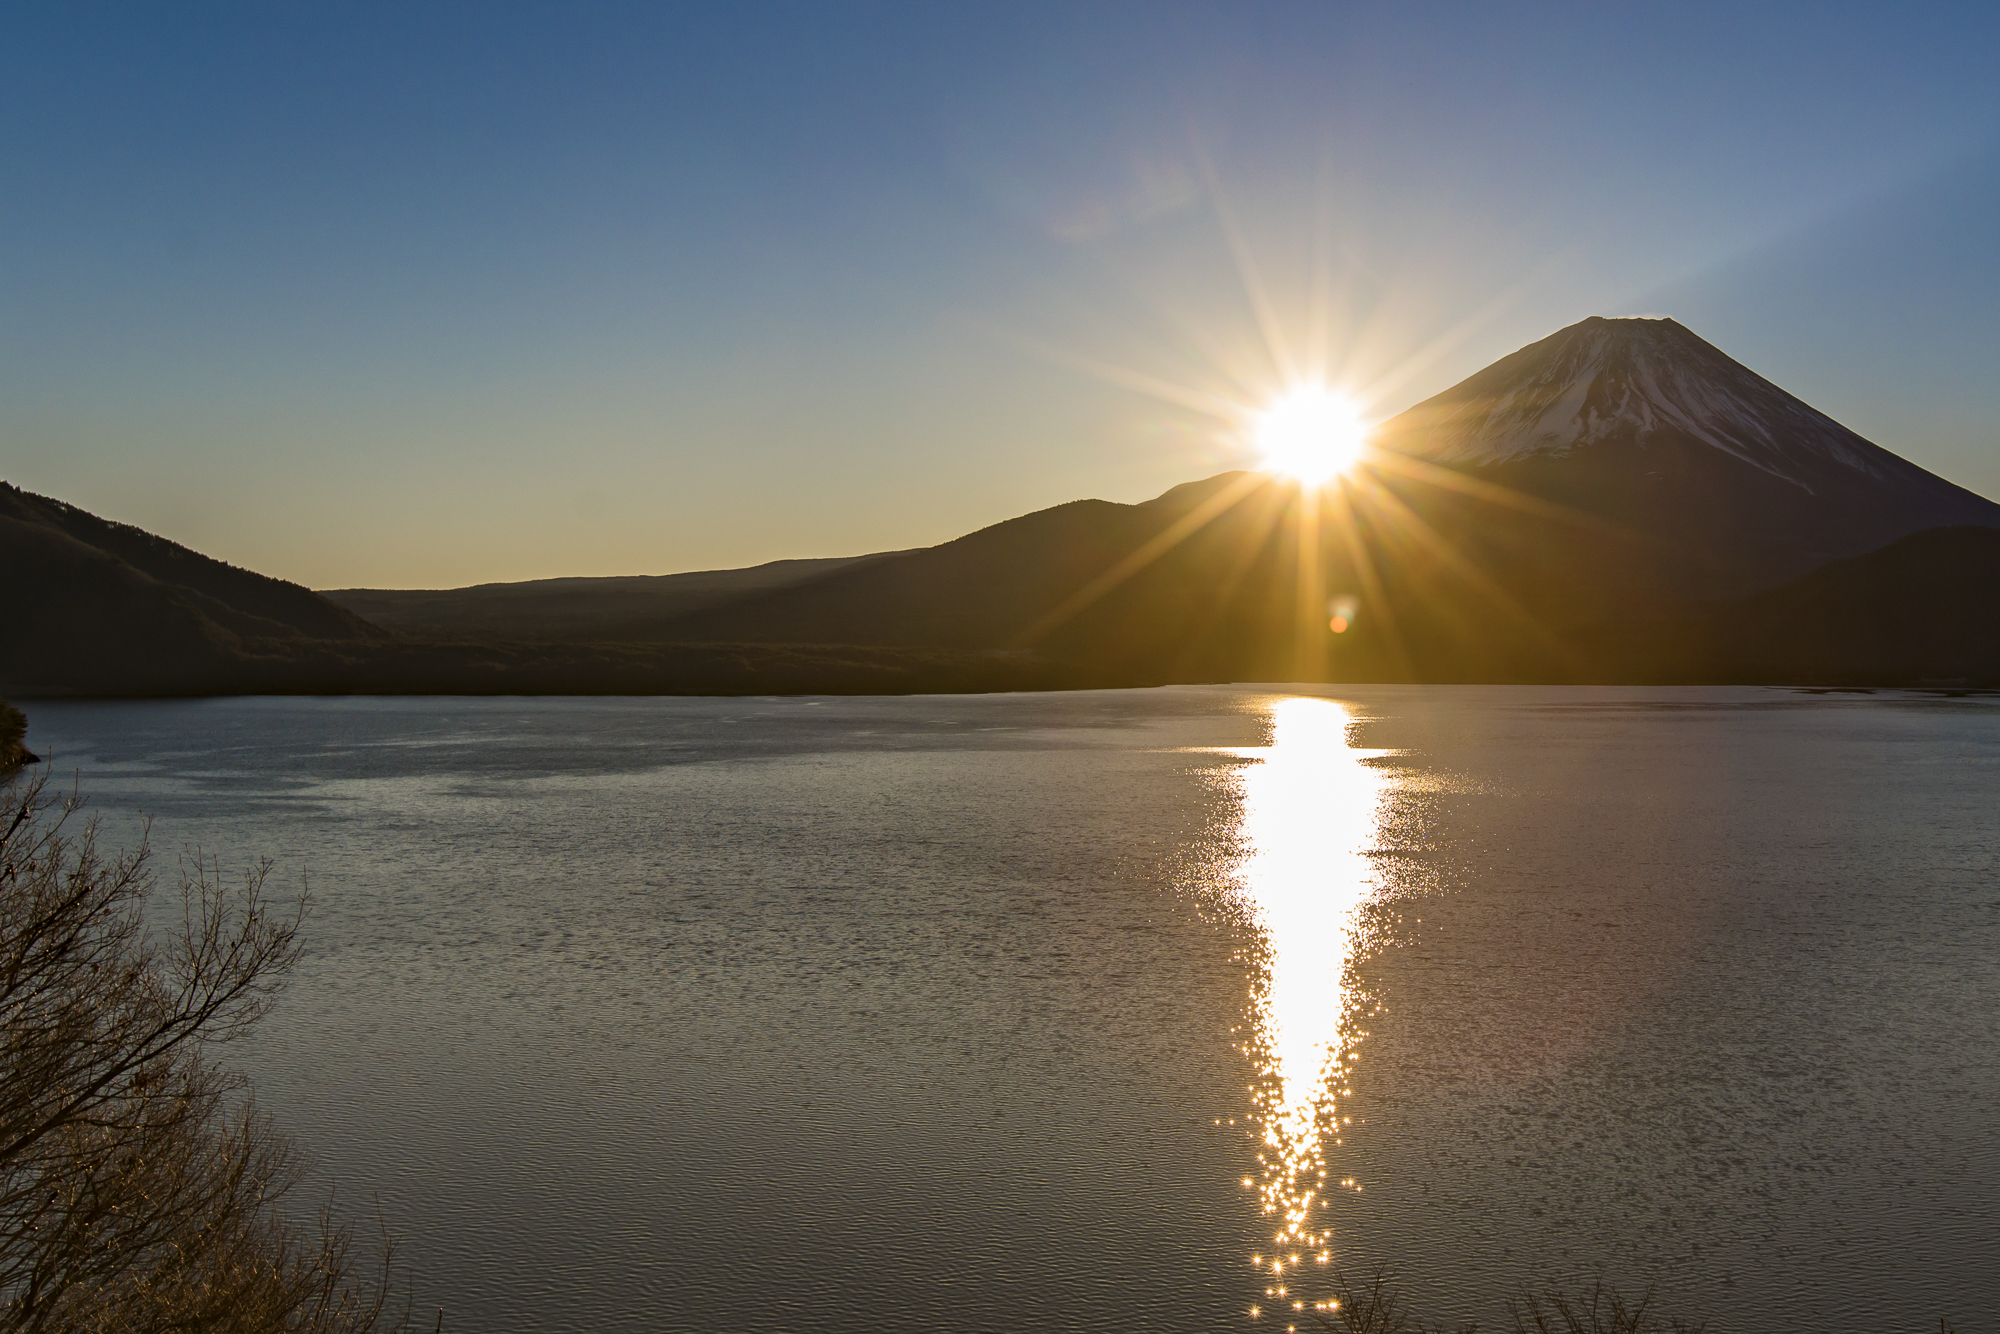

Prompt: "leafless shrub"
[1506,1282,1702,1334]
[1312,1270,1477,1334]
[1311,1271,1709,1334]
[0,770,410,1333]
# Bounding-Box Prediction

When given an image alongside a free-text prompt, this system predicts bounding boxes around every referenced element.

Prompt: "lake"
[16,687,1999,1333]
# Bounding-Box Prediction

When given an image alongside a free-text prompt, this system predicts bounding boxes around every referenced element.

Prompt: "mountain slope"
[2,485,380,641]
[1,484,386,694]
[651,471,1636,682]
[1708,526,2000,684]
[322,552,913,642]
[0,483,1055,696]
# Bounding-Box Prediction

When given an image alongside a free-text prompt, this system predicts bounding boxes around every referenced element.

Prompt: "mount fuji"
[1371,316,2000,594]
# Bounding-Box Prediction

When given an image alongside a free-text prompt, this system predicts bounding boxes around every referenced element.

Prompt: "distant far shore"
[10,650,1999,702]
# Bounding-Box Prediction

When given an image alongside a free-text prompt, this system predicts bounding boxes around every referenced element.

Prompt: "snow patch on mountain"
[1384,317,1894,492]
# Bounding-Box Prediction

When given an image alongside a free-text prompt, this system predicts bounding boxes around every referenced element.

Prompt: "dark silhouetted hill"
[0,484,1056,696]
[2,485,380,641]
[0,483,387,694]
[1706,526,2000,685]
[323,553,913,642]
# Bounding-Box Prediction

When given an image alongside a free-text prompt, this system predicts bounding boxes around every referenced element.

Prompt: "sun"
[1255,386,1367,484]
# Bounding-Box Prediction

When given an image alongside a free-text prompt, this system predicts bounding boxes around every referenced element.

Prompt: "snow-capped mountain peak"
[1364,315,1999,593]
[1380,317,1889,491]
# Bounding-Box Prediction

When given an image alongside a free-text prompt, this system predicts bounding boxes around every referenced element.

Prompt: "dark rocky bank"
[0,699,36,769]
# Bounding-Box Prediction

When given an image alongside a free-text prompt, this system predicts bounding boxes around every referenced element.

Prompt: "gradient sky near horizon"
[4,3,1999,589]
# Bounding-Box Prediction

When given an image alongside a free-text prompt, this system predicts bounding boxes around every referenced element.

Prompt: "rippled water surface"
[18,687,1999,1333]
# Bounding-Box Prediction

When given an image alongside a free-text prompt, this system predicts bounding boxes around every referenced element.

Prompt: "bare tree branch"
[0,773,412,1333]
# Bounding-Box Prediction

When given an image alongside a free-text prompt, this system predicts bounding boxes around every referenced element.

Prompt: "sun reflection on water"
[1230,697,1393,1305]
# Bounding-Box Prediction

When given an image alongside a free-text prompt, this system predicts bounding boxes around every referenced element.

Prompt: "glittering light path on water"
[1230,698,1393,1325]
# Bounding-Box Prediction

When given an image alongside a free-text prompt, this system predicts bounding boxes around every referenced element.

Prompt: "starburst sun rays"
[1000,186,1624,667]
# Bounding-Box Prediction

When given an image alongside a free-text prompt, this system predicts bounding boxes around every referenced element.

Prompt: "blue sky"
[4,2,1998,587]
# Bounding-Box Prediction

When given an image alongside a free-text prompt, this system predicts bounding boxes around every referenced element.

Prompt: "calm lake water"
[17,687,2000,1333]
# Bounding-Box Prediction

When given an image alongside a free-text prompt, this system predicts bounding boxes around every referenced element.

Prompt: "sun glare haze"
[1255,388,1368,484]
